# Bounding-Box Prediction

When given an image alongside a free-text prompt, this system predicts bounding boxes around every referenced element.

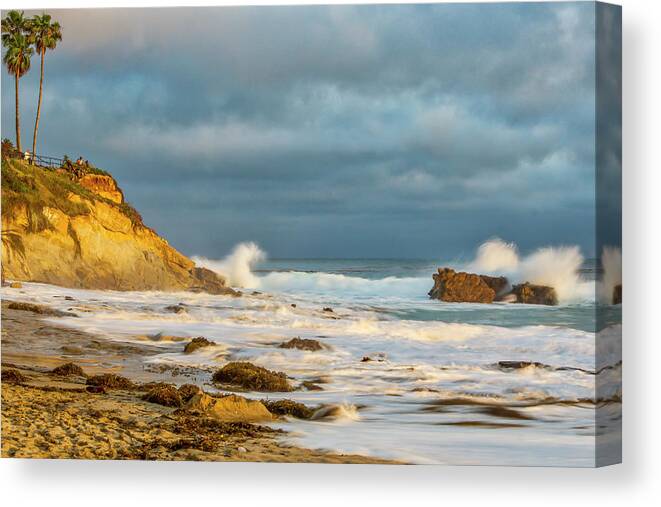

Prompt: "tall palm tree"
[28,14,61,162]
[2,11,32,153]
[1,10,26,41]
[2,32,32,153]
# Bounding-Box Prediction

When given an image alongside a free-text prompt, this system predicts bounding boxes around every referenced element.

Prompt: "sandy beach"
[1,298,395,463]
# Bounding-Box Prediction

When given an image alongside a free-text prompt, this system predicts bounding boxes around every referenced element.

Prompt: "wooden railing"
[4,150,64,169]
[31,153,64,168]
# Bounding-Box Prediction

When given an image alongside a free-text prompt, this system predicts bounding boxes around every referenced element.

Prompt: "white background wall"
[1,0,658,505]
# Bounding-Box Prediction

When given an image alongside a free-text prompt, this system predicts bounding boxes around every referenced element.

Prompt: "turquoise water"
[255,258,620,332]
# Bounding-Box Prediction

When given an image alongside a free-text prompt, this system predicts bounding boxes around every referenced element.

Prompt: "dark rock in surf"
[481,275,509,298]
[190,267,239,296]
[279,337,324,352]
[301,381,324,391]
[322,307,334,313]
[496,361,550,370]
[183,336,214,354]
[164,303,187,314]
[613,284,622,305]
[510,283,558,306]
[428,268,499,304]
[361,353,386,363]
[262,399,314,419]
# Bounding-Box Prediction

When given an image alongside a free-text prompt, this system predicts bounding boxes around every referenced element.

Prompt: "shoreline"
[1,298,398,464]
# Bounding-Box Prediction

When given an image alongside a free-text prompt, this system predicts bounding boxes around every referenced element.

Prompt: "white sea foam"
[1,280,611,466]
[311,403,361,422]
[469,238,520,273]
[518,246,590,303]
[193,242,266,288]
[259,271,429,298]
[465,239,592,303]
[192,238,596,303]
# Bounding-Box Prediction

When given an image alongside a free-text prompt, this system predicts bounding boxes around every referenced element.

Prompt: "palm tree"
[2,11,32,153]
[28,14,61,162]
[1,10,26,41]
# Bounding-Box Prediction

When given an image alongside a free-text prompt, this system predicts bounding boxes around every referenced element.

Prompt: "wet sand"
[1,299,396,463]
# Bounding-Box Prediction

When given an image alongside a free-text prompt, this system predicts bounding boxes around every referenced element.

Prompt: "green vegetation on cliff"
[1,158,142,232]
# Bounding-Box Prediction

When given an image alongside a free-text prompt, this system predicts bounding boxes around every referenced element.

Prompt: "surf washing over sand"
[4,239,622,465]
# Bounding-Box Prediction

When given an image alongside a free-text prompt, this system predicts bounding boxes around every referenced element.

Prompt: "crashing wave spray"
[469,238,519,274]
[466,238,590,303]
[518,246,587,303]
[193,242,266,289]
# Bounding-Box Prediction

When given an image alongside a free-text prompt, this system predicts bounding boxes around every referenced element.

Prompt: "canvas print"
[1,2,621,466]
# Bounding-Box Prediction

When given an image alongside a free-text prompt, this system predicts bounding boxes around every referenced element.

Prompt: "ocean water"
[2,246,622,466]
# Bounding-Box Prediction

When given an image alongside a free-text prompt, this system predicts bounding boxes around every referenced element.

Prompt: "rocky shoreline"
[0,299,396,463]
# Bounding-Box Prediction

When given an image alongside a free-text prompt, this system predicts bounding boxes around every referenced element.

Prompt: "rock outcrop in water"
[1,158,236,294]
[428,267,558,305]
[510,283,558,306]
[480,274,509,296]
[428,267,502,303]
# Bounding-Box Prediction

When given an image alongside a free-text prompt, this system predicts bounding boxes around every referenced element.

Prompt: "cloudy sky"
[2,3,613,259]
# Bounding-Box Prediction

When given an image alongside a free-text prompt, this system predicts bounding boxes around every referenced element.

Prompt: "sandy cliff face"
[77,174,124,204]
[1,159,234,294]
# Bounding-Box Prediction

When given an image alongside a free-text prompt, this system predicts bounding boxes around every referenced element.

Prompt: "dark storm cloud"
[2,3,602,259]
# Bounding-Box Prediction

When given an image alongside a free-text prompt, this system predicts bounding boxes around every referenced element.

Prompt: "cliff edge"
[1,158,235,295]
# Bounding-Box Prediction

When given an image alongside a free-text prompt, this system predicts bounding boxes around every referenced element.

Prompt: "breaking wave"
[193,242,266,289]
[192,238,607,304]
[466,238,591,303]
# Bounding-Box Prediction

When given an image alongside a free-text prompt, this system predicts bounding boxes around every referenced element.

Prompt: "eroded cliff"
[1,158,234,294]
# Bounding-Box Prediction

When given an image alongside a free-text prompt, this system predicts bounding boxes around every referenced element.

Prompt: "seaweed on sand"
[212,362,292,392]
[86,373,135,390]
[142,384,183,408]
[51,362,86,377]
[178,384,202,402]
[1,368,27,384]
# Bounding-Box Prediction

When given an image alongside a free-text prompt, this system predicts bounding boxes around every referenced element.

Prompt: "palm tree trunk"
[15,72,21,153]
[32,49,45,164]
